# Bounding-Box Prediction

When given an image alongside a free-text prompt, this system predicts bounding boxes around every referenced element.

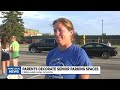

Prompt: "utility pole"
[102,20,103,43]
[83,35,86,45]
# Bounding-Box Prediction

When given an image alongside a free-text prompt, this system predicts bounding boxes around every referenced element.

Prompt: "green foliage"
[74,31,80,44]
[0,11,25,42]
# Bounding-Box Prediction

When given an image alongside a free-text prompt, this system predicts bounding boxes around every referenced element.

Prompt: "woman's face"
[10,36,15,42]
[54,22,73,46]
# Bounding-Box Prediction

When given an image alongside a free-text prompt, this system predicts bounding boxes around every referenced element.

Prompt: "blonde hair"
[11,36,16,39]
[53,18,75,42]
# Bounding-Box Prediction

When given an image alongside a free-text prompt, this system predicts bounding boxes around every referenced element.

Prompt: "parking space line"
[27,74,44,79]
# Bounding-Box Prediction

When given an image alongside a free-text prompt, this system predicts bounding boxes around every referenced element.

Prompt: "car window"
[40,39,46,43]
[85,44,94,48]
[96,44,103,47]
[47,39,55,44]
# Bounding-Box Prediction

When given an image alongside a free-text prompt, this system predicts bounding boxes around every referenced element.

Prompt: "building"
[24,29,41,36]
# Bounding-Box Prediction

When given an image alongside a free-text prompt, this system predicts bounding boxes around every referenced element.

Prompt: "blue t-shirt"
[46,44,92,79]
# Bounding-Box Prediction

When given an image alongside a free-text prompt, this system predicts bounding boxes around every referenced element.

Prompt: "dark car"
[81,42,118,59]
[29,38,57,53]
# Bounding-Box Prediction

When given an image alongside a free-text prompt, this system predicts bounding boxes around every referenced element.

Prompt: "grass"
[112,45,120,48]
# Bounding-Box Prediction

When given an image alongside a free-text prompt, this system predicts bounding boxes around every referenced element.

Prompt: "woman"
[45,18,92,79]
[1,36,10,75]
[10,36,19,66]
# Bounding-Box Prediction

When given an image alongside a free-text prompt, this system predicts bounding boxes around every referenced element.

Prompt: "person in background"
[107,41,111,47]
[10,36,20,66]
[45,18,92,79]
[1,36,10,75]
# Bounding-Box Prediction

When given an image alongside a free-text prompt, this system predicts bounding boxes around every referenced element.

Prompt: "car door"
[46,39,56,50]
[94,44,104,56]
[37,39,47,50]
[82,43,95,56]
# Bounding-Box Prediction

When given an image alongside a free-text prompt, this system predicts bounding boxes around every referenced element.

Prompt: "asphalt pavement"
[0,46,120,79]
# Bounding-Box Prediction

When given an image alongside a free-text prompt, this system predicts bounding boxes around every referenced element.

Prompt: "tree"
[74,31,80,44]
[0,11,25,42]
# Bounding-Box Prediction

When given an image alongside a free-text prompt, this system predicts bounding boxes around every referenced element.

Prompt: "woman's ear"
[70,30,74,35]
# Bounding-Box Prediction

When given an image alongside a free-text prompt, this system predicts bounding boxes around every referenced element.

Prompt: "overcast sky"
[0,11,120,35]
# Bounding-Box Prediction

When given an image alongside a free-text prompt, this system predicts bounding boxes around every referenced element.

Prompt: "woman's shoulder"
[49,47,58,54]
[71,44,86,54]
[72,44,83,51]
[47,47,58,58]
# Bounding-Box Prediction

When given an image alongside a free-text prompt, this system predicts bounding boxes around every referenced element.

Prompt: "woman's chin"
[58,43,65,47]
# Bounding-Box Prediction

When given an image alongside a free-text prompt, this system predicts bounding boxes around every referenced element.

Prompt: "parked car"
[19,41,27,44]
[29,38,57,53]
[81,42,118,59]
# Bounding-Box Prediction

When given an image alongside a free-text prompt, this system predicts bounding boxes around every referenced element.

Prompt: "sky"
[0,11,120,35]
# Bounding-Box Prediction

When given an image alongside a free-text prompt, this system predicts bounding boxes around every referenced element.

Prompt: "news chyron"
[7,66,100,75]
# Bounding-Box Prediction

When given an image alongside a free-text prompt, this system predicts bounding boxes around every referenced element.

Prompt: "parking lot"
[0,45,120,79]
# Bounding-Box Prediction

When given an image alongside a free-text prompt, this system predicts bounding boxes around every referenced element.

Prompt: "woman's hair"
[52,18,75,42]
[11,36,16,39]
[1,35,9,49]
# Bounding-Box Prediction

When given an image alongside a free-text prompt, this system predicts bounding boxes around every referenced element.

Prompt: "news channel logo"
[7,66,21,75]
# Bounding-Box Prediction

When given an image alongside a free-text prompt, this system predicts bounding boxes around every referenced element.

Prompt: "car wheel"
[30,47,37,53]
[38,50,42,53]
[102,52,110,59]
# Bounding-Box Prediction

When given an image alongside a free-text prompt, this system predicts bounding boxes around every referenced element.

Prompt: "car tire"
[30,47,37,53]
[38,50,42,53]
[102,52,110,59]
